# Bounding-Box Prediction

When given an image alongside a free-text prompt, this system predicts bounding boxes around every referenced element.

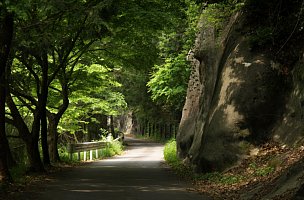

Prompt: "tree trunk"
[39,53,50,166]
[47,114,60,162]
[25,137,45,172]
[6,93,45,172]
[110,116,116,138]
[41,103,50,165]
[0,11,13,183]
[47,78,69,163]
[30,110,46,172]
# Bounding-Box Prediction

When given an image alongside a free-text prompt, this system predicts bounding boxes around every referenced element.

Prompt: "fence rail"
[67,134,124,161]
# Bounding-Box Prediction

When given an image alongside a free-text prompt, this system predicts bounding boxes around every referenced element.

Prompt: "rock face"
[176,10,304,172]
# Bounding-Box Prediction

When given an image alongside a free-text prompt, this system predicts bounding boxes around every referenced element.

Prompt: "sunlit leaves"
[147,54,190,110]
[58,64,127,134]
[147,0,200,111]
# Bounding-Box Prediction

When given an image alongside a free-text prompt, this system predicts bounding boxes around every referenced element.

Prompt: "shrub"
[101,140,124,158]
[163,139,194,178]
[164,139,179,165]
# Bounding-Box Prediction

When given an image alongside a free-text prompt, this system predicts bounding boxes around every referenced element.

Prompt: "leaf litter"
[190,142,304,199]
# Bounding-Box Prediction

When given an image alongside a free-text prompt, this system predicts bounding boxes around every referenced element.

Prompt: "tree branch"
[10,88,37,107]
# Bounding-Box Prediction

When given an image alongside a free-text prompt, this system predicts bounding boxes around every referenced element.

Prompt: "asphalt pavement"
[16,137,211,200]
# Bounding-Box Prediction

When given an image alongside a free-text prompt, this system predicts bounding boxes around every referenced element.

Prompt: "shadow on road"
[11,137,211,200]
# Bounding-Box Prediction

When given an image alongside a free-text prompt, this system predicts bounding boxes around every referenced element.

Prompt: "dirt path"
[13,137,211,200]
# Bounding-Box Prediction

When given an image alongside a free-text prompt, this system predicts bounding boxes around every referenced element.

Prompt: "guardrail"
[67,133,124,161]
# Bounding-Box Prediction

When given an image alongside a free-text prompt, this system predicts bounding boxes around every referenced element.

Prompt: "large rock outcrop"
[177,7,304,172]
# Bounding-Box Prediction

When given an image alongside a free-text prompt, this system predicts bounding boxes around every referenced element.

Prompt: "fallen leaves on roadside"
[192,142,304,199]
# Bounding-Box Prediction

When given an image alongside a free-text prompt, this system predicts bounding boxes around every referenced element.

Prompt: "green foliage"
[196,172,243,184]
[58,145,77,163]
[58,139,124,163]
[147,54,190,110]
[99,128,110,138]
[147,0,201,111]
[194,163,274,185]
[201,0,244,32]
[249,163,275,177]
[163,139,194,178]
[2,0,203,176]
[58,64,127,135]
[164,139,179,164]
[101,141,124,158]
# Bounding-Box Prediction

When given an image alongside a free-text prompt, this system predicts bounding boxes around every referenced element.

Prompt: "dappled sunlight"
[14,137,209,200]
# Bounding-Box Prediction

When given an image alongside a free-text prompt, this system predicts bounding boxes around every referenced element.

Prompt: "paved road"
[18,137,211,200]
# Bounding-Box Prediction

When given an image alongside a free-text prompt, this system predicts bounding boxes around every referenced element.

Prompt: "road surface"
[16,137,211,200]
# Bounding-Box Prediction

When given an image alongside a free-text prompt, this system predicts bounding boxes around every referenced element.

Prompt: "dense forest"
[0,0,199,183]
[2,0,304,198]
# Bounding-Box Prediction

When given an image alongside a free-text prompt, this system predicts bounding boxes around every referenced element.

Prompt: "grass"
[59,138,124,163]
[162,139,304,199]
[162,139,275,186]
[2,139,125,198]
[163,139,178,164]
[163,139,194,178]
[100,140,124,158]
[7,139,124,182]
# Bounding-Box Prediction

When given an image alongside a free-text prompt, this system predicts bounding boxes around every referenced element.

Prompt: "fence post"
[90,150,93,161]
[84,151,87,161]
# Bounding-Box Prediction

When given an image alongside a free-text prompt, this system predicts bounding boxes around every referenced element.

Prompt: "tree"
[147,54,191,111]
[147,0,200,112]
[57,64,127,142]
[3,0,193,172]
[0,7,13,183]
[5,0,118,168]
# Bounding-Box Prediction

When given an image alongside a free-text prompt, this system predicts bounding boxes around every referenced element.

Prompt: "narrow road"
[18,137,211,200]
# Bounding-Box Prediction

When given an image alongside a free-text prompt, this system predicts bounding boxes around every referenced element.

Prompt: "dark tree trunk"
[0,11,13,183]
[29,110,46,172]
[40,56,50,165]
[148,121,151,137]
[6,93,45,172]
[47,79,69,162]
[40,99,50,165]
[47,114,60,162]
[110,116,116,138]
[25,137,45,172]
[100,115,108,130]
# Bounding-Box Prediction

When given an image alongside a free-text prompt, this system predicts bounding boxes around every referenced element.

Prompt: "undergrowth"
[101,140,124,158]
[164,139,304,199]
[164,139,279,186]
[163,139,194,179]
[7,138,124,184]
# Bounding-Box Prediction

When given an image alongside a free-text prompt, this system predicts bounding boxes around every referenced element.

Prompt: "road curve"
[17,137,211,200]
